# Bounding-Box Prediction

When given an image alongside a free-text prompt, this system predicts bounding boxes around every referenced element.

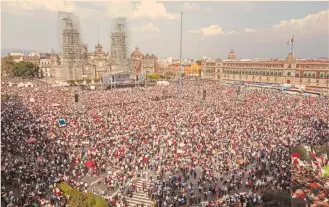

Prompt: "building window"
[278,72,282,76]
[312,73,315,78]
[287,72,291,76]
[304,73,307,77]
[295,72,300,77]
[308,73,311,77]
[327,73,329,79]
[307,79,310,83]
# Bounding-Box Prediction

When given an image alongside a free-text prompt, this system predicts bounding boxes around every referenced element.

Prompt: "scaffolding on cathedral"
[110,17,131,74]
[58,11,84,81]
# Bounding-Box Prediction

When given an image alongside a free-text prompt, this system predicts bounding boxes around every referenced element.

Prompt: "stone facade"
[201,52,329,88]
[130,47,158,79]
[84,43,112,80]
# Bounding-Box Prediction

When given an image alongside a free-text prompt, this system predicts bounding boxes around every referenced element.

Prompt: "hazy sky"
[1,1,329,59]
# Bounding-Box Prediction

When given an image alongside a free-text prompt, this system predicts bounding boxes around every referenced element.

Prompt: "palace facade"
[201,50,329,88]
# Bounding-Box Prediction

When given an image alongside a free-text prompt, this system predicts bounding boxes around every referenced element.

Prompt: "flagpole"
[178,12,183,99]
[291,34,294,54]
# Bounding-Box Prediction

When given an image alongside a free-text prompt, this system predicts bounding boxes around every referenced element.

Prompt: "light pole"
[178,12,183,99]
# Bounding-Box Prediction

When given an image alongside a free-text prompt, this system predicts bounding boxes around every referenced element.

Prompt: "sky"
[1,1,329,59]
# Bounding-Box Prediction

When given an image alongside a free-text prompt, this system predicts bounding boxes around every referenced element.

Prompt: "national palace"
[201,50,329,89]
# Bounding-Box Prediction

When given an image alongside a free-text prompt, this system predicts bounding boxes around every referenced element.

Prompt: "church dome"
[228,49,236,60]
[131,47,143,58]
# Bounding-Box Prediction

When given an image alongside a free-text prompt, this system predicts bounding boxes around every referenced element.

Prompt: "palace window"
[308,73,311,77]
[295,72,300,77]
[287,72,291,76]
[270,71,274,75]
[312,73,315,77]
[304,73,307,77]
[278,72,282,76]
[274,72,278,76]
[326,73,329,79]
[320,73,324,78]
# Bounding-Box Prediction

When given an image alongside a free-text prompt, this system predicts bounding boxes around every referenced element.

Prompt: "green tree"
[1,57,15,76]
[147,73,160,80]
[195,60,201,65]
[291,146,309,161]
[67,80,76,86]
[261,190,291,207]
[58,182,107,207]
[12,61,39,78]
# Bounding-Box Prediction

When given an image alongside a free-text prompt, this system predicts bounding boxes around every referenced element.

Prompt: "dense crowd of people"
[1,77,329,207]
[292,146,329,207]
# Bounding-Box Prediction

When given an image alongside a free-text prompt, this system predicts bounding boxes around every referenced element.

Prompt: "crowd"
[1,77,329,207]
[292,146,329,207]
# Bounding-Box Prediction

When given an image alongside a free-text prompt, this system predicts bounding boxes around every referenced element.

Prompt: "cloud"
[141,23,161,33]
[2,1,177,20]
[244,28,258,33]
[254,9,329,44]
[269,10,329,34]
[227,30,236,35]
[181,3,212,12]
[131,1,178,20]
[2,1,76,15]
[189,25,225,37]
[2,1,103,19]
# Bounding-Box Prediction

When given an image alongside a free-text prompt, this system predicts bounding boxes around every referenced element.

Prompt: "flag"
[287,37,294,45]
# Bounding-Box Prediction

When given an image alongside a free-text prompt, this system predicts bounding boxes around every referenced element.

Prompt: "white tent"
[18,82,25,88]
[25,82,34,87]
[157,81,170,86]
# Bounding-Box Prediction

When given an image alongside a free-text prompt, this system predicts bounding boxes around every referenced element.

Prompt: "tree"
[291,146,309,161]
[57,182,107,207]
[261,190,291,207]
[1,57,15,76]
[147,73,160,80]
[12,61,39,78]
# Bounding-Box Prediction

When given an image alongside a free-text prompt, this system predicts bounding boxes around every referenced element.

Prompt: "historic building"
[201,50,329,88]
[84,43,112,80]
[130,47,158,79]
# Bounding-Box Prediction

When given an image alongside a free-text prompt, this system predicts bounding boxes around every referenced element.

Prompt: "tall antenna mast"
[97,25,99,44]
